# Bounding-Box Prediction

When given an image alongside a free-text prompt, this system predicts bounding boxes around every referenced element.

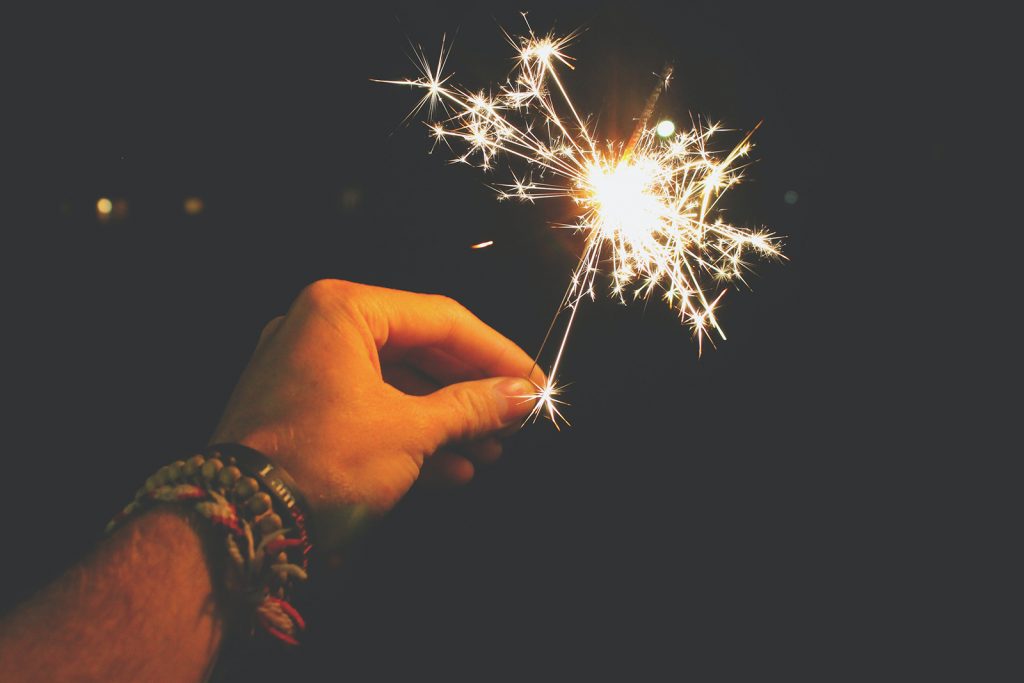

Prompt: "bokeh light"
[183,196,205,215]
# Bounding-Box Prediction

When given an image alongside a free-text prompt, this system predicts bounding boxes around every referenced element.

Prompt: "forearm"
[0,508,225,683]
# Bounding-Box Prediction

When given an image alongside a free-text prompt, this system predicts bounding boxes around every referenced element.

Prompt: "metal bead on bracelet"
[105,446,314,645]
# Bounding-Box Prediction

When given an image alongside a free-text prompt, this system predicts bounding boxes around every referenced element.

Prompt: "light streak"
[380,18,784,426]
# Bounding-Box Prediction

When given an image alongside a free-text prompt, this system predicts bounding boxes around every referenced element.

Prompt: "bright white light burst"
[379,20,784,427]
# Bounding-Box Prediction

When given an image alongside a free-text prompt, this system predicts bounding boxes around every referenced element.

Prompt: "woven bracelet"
[106,446,313,645]
[207,443,313,571]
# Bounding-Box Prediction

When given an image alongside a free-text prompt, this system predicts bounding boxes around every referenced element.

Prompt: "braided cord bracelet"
[106,445,313,645]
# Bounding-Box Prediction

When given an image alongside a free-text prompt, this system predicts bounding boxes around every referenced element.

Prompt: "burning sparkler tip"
[382,20,783,427]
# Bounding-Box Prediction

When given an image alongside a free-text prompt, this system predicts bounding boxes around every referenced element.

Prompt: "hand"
[211,280,544,546]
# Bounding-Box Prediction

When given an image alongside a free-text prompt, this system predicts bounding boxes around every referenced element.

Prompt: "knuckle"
[261,315,284,333]
[430,294,471,340]
[257,316,285,342]
[431,293,467,316]
[297,279,353,309]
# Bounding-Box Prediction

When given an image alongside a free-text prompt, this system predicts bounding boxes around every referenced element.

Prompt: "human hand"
[210,280,543,546]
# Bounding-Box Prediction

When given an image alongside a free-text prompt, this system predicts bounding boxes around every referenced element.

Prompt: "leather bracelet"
[206,443,313,569]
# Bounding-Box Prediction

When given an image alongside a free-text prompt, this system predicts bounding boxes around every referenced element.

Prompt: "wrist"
[107,447,312,645]
[206,443,313,566]
[211,435,375,553]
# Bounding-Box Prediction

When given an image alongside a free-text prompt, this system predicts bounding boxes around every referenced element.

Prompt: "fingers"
[463,437,503,465]
[344,282,546,387]
[417,376,537,447]
[384,364,507,465]
[419,451,474,486]
[402,346,486,385]
[381,363,435,397]
[292,280,546,387]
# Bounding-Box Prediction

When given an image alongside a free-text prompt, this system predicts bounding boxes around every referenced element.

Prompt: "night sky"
[6,1,975,680]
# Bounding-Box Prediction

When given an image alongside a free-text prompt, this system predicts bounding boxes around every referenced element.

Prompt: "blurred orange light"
[96,197,113,215]
[183,196,205,215]
[471,240,494,249]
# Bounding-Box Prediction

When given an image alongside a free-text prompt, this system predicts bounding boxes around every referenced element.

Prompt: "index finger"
[348,282,547,386]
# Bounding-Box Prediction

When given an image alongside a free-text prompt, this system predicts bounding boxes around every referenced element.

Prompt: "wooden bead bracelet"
[105,445,313,645]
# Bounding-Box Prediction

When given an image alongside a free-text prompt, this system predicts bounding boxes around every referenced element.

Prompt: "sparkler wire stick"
[622,62,674,162]
[378,23,784,426]
[524,61,679,422]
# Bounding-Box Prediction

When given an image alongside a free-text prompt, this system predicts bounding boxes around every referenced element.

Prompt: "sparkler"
[379,19,783,426]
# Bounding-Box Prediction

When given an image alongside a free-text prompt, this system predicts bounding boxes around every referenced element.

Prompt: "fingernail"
[492,378,536,422]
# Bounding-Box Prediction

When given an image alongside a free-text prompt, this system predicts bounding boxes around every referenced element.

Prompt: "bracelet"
[207,443,313,571]
[106,446,313,645]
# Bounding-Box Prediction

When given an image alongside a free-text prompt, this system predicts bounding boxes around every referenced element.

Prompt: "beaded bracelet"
[106,446,313,645]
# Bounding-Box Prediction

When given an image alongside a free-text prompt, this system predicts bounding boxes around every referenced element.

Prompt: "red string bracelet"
[106,447,313,645]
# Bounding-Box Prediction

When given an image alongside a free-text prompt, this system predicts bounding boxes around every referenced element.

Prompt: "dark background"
[6,1,980,680]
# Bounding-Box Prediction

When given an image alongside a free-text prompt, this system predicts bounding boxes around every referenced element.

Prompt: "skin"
[0,280,544,682]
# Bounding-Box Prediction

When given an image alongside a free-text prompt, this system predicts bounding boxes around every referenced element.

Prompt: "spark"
[380,21,783,426]
[471,240,494,249]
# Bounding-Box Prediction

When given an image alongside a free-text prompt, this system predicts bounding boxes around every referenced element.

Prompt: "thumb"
[417,377,537,446]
